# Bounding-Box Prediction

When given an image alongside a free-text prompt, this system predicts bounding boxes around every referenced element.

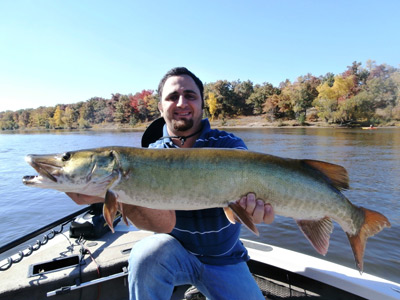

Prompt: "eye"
[185,93,197,100]
[168,94,179,101]
[62,152,71,161]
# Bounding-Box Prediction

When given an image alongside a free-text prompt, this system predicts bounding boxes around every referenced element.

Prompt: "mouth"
[23,155,59,184]
[174,111,192,118]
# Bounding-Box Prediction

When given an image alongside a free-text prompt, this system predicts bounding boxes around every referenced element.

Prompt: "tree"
[205,80,238,117]
[264,93,293,120]
[114,95,134,124]
[207,92,218,120]
[129,90,157,122]
[246,83,279,115]
[232,80,254,115]
[77,105,90,128]
[52,106,64,128]
[62,106,75,129]
[314,75,356,122]
[0,111,17,130]
[286,74,320,123]
[17,109,31,128]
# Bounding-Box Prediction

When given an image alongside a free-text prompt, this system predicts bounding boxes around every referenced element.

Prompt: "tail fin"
[347,207,391,273]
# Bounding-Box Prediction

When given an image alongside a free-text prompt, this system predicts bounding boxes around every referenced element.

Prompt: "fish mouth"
[23,155,60,184]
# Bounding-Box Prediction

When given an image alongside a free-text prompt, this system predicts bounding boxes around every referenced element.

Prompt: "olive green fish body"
[23,147,391,272]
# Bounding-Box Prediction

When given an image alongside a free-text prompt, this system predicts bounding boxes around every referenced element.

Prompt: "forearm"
[121,203,176,233]
[66,193,176,233]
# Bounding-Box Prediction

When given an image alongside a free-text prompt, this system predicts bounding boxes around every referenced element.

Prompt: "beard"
[172,118,194,132]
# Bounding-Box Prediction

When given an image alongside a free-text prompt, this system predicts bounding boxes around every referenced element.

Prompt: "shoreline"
[2,116,399,133]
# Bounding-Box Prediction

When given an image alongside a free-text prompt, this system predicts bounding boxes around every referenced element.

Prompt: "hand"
[66,192,104,205]
[237,193,274,224]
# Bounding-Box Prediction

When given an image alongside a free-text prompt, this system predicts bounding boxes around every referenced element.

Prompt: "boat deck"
[1,222,399,300]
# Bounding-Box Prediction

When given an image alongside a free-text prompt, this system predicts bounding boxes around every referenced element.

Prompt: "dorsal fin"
[303,160,349,190]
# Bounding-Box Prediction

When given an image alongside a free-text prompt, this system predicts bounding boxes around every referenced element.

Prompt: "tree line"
[1,60,399,130]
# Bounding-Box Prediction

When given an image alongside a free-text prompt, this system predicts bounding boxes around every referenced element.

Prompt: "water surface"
[0,128,398,283]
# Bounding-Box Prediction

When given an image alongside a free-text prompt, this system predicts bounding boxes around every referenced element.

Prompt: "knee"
[128,234,174,277]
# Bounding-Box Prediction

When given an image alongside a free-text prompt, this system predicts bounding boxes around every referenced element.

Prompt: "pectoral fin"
[103,189,118,233]
[119,202,130,226]
[227,202,259,236]
[296,217,333,256]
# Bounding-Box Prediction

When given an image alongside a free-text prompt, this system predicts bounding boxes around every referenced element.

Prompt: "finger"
[252,199,265,224]
[245,193,256,215]
[263,204,275,224]
[238,196,247,209]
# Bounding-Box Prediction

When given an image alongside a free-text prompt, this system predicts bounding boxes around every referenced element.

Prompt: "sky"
[0,0,399,112]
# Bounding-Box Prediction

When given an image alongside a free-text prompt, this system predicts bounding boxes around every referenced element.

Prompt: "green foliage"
[247,83,279,115]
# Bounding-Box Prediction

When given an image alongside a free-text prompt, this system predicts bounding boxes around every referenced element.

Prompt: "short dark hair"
[157,67,204,104]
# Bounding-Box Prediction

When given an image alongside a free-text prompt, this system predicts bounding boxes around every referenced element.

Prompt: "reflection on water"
[0,128,399,283]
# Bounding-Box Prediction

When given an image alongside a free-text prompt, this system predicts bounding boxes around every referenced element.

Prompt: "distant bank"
[1,115,399,133]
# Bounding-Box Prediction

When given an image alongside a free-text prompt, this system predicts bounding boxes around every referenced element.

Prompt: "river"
[0,127,399,283]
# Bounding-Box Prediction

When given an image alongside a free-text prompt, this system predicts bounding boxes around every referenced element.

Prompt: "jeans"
[128,233,264,300]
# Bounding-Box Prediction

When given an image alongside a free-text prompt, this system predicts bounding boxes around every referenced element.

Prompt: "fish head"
[23,149,121,195]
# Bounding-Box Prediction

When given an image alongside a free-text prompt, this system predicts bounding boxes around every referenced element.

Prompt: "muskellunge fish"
[22,147,390,272]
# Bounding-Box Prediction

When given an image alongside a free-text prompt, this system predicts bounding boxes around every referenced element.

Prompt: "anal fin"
[296,217,333,256]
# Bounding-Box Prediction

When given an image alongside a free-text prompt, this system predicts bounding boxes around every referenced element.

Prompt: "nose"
[176,95,188,107]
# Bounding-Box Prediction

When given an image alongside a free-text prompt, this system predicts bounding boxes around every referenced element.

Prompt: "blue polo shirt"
[149,119,249,265]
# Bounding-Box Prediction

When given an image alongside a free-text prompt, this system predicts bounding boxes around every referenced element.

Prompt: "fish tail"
[346,207,391,273]
[103,190,118,233]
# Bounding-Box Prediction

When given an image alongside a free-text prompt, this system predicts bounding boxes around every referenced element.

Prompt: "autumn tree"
[17,109,31,128]
[313,75,356,122]
[62,106,75,129]
[205,80,239,117]
[207,92,218,120]
[129,90,158,123]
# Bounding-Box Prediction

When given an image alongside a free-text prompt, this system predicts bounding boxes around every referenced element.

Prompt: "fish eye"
[62,152,71,161]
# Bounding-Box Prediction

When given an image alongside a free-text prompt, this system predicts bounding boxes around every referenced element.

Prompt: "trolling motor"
[69,203,121,239]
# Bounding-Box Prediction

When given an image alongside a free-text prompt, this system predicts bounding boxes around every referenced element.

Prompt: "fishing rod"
[46,267,128,297]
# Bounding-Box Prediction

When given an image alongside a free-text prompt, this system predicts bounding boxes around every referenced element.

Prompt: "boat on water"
[0,206,399,300]
[361,126,378,130]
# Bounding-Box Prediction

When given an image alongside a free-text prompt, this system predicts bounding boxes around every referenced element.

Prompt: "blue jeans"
[128,234,264,300]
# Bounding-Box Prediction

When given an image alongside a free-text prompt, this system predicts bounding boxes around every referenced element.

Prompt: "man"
[68,67,274,299]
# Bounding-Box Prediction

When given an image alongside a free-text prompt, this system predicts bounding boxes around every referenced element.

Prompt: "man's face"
[159,75,203,134]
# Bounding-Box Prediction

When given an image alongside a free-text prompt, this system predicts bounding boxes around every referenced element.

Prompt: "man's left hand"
[237,193,274,224]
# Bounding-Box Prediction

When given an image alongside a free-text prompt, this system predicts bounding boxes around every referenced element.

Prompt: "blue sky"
[1,0,399,112]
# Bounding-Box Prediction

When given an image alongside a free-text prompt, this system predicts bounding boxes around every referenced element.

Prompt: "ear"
[158,101,164,115]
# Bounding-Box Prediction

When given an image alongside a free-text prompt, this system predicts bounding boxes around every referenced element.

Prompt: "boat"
[0,207,399,300]
[362,126,377,130]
